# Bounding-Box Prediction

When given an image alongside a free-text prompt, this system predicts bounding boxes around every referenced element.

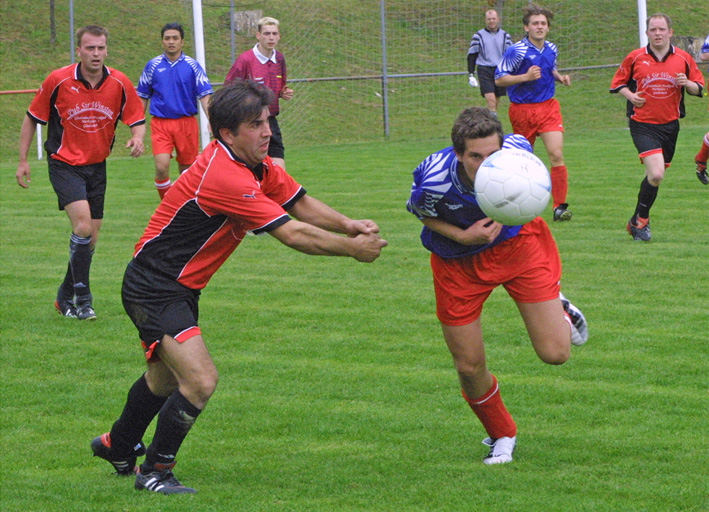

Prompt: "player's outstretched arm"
[269,219,387,262]
[288,194,380,236]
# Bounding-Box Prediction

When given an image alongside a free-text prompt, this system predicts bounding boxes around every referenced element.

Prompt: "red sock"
[550,165,568,208]
[462,375,517,439]
[695,134,709,164]
[155,179,171,199]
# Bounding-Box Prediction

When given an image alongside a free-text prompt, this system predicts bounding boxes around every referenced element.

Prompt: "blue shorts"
[48,158,106,218]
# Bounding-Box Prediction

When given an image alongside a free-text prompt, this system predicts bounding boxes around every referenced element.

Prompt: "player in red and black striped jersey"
[91,79,386,494]
[224,16,294,170]
[16,25,146,320]
[610,14,704,241]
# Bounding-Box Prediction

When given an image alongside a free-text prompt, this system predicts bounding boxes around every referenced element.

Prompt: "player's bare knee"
[539,344,569,365]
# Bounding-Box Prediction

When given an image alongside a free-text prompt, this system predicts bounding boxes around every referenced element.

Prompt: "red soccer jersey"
[133,139,305,290]
[225,47,287,115]
[27,63,145,165]
[610,46,705,124]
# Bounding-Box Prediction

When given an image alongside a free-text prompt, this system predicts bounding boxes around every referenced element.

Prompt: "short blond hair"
[257,17,279,32]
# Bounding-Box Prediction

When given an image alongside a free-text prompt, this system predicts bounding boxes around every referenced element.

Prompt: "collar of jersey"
[252,44,277,64]
[75,63,109,89]
[217,139,265,180]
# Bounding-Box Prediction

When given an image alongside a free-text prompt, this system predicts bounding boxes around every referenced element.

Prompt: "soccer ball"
[474,148,551,225]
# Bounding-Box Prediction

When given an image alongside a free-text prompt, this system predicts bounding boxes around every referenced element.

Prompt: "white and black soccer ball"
[474,148,551,225]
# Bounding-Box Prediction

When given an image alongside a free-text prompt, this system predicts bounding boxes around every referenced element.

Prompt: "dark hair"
[209,79,275,139]
[523,3,553,26]
[451,107,503,154]
[161,22,184,39]
[76,25,108,46]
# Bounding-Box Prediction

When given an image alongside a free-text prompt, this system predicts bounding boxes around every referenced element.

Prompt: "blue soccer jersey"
[495,37,559,104]
[406,135,531,259]
[137,53,213,118]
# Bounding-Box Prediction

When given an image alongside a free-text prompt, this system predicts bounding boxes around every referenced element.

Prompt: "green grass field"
[1,122,707,510]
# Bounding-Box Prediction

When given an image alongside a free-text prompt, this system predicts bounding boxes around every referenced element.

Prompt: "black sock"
[144,391,202,469]
[69,234,93,302]
[110,375,168,455]
[58,262,74,302]
[634,177,658,220]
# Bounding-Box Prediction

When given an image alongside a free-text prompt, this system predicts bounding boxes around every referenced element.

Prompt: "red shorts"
[431,217,562,326]
[508,98,564,146]
[150,116,200,166]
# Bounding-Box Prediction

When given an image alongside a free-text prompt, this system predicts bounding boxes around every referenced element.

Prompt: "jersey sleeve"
[406,153,448,220]
[260,158,305,209]
[114,71,146,127]
[609,52,634,93]
[495,44,523,79]
[136,59,156,99]
[27,71,60,124]
[189,58,214,98]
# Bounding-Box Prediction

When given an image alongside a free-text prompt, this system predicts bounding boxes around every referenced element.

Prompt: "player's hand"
[629,90,646,108]
[351,232,388,262]
[457,217,502,245]
[559,74,571,86]
[346,219,380,236]
[281,86,294,100]
[526,65,542,81]
[468,74,479,88]
[126,137,145,158]
[16,161,31,188]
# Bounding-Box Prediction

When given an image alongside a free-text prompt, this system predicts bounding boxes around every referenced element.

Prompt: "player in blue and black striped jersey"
[407,107,588,465]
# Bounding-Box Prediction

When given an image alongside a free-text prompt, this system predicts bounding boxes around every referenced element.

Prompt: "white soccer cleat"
[560,292,588,346]
[482,436,516,465]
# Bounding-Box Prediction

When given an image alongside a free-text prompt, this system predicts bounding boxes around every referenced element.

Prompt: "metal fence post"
[379,0,390,138]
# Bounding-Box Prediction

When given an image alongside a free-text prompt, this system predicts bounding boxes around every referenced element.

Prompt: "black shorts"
[122,260,201,359]
[268,115,285,159]
[48,158,106,218]
[477,66,507,98]
[629,119,679,163]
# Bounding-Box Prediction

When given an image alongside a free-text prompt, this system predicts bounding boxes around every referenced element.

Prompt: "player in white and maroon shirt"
[16,25,145,321]
[90,79,386,494]
[225,16,293,170]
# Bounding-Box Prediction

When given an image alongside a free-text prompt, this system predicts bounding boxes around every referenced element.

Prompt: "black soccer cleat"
[91,432,146,476]
[696,161,708,185]
[626,217,651,241]
[54,299,77,318]
[135,462,197,494]
[552,203,572,221]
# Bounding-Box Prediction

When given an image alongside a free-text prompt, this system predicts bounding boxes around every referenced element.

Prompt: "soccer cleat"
[75,301,97,321]
[482,436,516,465]
[626,217,651,241]
[696,161,708,185]
[91,433,146,476]
[54,299,77,318]
[552,203,572,222]
[135,463,197,494]
[560,292,588,346]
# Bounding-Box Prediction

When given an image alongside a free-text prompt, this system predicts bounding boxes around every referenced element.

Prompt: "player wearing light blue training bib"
[407,134,531,259]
